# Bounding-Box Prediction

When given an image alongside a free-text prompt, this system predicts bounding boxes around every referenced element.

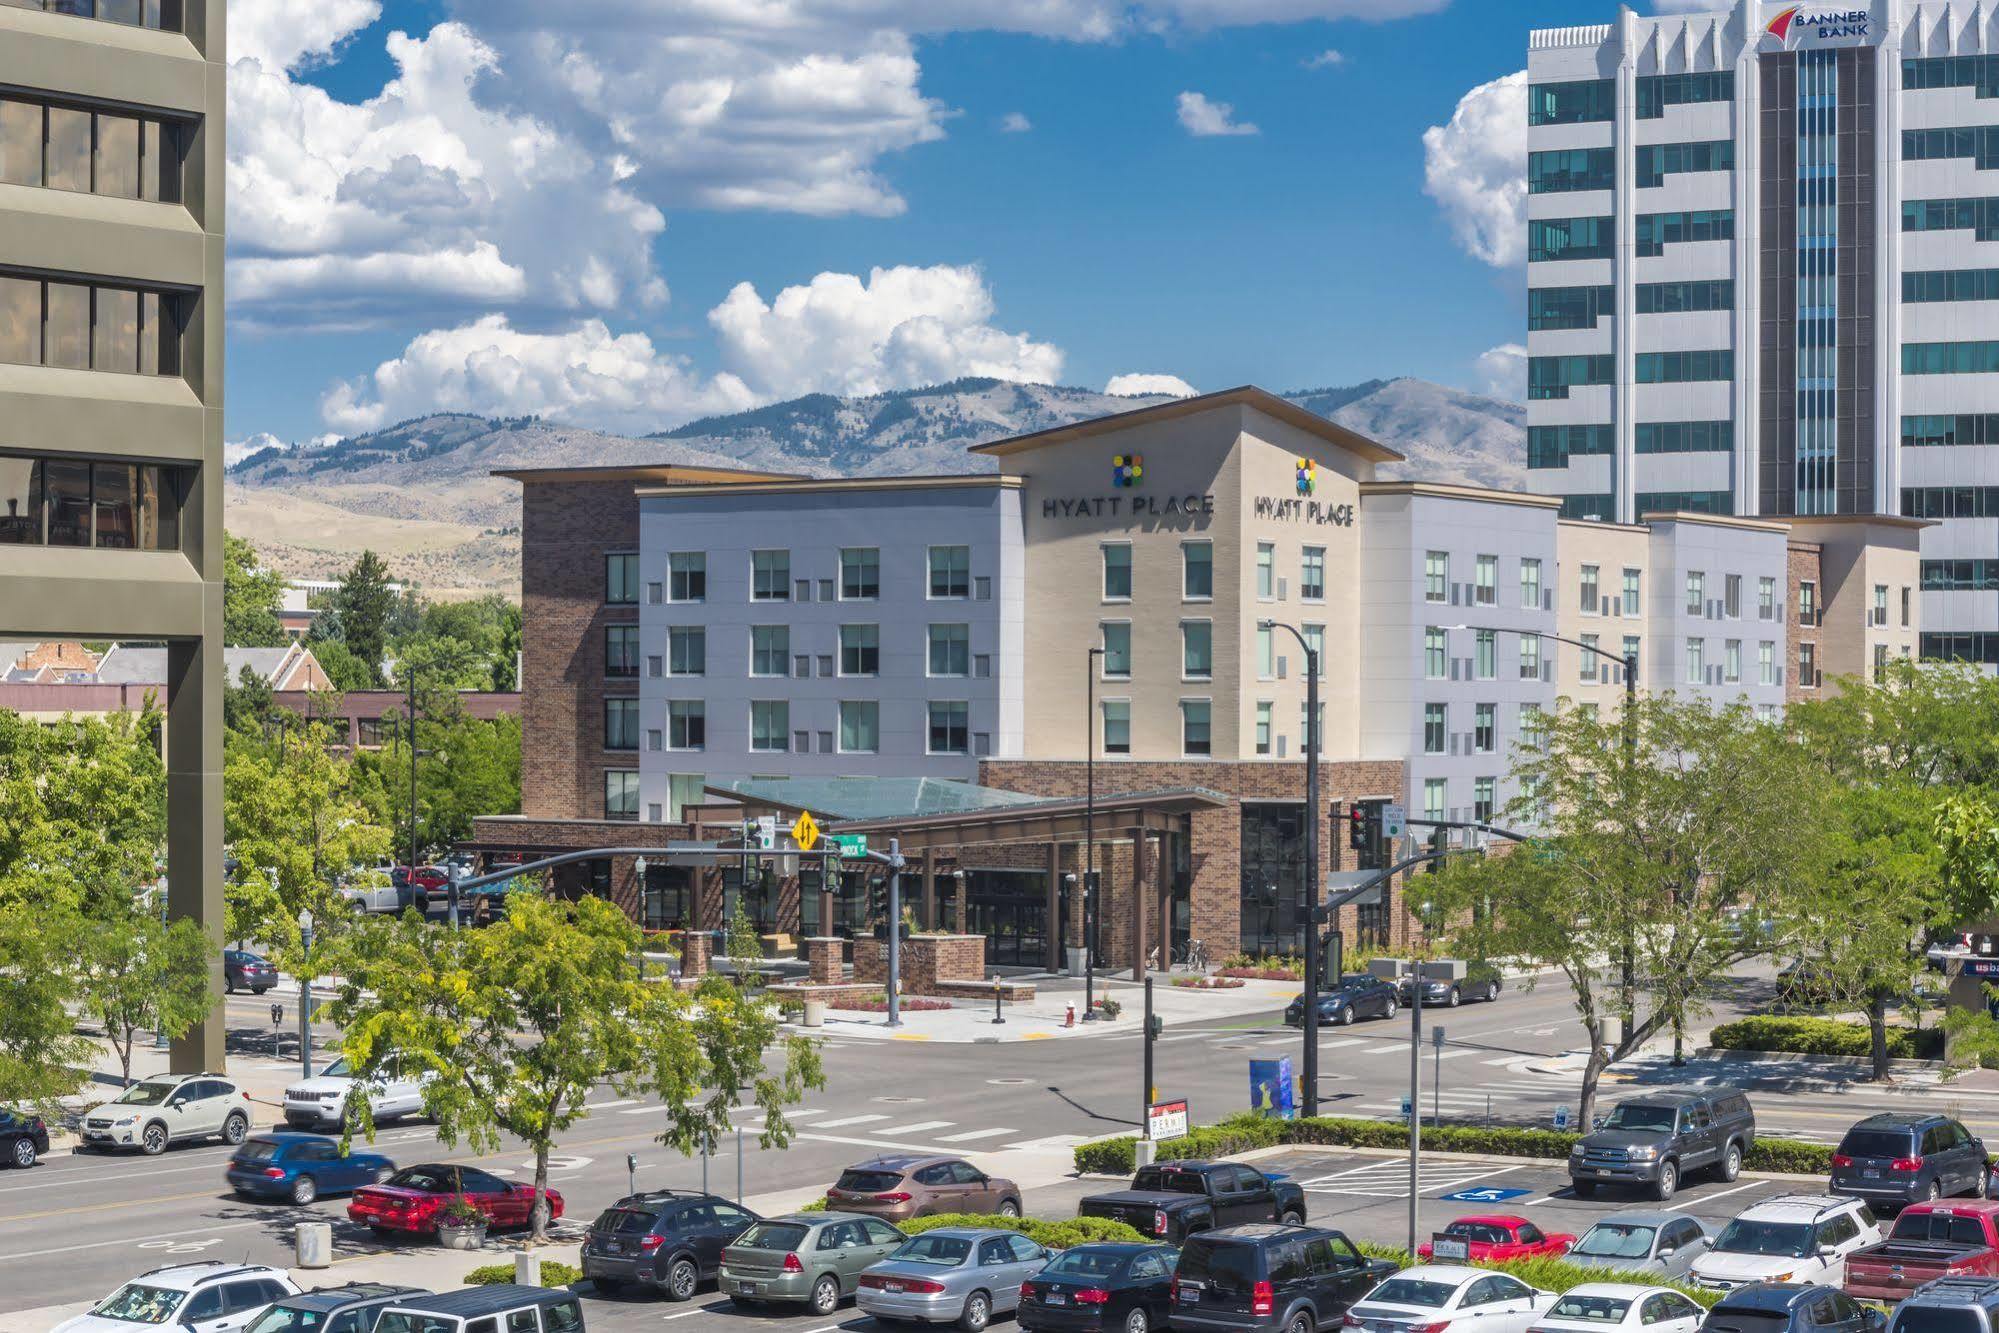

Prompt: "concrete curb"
[1073,1142,1828,1184]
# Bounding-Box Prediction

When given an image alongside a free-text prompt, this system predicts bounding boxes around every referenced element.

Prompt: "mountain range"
[225,377,1526,597]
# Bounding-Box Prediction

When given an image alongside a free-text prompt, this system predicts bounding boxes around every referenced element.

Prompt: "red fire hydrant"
[1064,1001,1076,1028]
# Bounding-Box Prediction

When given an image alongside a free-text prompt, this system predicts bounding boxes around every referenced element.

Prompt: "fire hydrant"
[1064,1001,1076,1028]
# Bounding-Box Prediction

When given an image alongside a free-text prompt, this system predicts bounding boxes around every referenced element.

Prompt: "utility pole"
[886,837,904,1028]
[1264,621,1322,1115]
[1084,647,1103,1019]
[1407,918,1425,1255]
[1142,975,1156,1134]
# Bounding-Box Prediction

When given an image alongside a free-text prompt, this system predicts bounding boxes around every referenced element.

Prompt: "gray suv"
[1569,1089,1755,1201]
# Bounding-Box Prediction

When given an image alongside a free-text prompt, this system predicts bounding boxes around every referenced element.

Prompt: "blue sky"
[224,0,1645,448]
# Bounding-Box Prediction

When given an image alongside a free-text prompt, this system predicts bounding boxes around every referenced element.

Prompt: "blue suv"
[226,1132,396,1206]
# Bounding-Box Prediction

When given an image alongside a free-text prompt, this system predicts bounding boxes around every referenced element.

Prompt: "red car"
[1418,1214,1575,1263]
[347,1163,562,1234]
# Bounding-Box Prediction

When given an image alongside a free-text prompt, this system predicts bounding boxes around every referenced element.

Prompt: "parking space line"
[1662,1180,1766,1214]
[810,1114,890,1129]
[936,1128,1014,1142]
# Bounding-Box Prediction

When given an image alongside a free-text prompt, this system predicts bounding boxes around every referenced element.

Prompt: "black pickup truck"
[1078,1160,1307,1242]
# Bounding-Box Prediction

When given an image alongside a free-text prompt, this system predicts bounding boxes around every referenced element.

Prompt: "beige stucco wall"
[1786,518,1925,685]
[1554,519,1649,713]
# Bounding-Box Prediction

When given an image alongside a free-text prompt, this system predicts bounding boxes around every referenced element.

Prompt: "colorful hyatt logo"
[1113,454,1143,488]
[1764,6,1871,44]
[1295,458,1317,497]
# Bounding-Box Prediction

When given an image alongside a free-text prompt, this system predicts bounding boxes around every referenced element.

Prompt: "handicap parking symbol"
[1440,1186,1533,1204]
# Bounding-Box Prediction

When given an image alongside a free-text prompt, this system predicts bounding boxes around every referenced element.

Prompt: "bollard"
[294,1222,333,1269]
[803,998,825,1028]
[992,977,1005,1026]
[515,1252,541,1287]
[1135,1138,1157,1168]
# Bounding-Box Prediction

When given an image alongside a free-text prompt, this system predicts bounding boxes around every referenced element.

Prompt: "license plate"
[887,1285,904,1294]
[738,1283,755,1295]
[1180,1286,1200,1304]
[1864,1169,1881,1179]
[1048,1295,1067,1306]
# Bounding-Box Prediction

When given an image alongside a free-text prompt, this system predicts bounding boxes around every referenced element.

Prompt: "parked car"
[347,1163,562,1236]
[52,1263,301,1333]
[1570,1089,1757,1201]
[0,1106,50,1169]
[857,1226,1051,1331]
[1283,975,1399,1028]
[243,1284,426,1333]
[1699,1284,1884,1333]
[1566,1213,1714,1280]
[1844,1202,1999,1302]
[1531,1283,1705,1333]
[341,868,418,915]
[225,1132,397,1205]
[1689,1196,1883,1292]
[1016,1242,1179,1333]
[1419,1214,1575,1263]
[718,1212,906,1314]
[1172,1226,1396,1333]
[81,1074,253,1155]
[392,865,450,905]
[1888,1276,1999,1333]
[1832,1115,1989,1210]
[1398,963,1503,1009]
[1079,1161,1306,1242]
[1778,961,1840,1008]
[581,1190,759,1300]
[1340,1264,1556,1333]
[283,1054,433,1130]
[223,950,278,995]
[826,1155,1022,1223]
[373,1286,582,1333]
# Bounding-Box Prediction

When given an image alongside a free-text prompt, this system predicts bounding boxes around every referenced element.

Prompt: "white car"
[53,1263,299,1333]
[1688,1194,1882,1292]
[80,1075,253,1155]
[339,866,413,915]
[1527,1284,1705,1333]
[282,1055,431,1130]
[1347,1265,1557,1333]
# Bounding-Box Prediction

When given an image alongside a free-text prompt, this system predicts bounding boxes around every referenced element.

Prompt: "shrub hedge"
[899,1212,1149,1248]
[1709,1016,1943,1061]
[465,1260,582,1288]
[1073,1112,1834,1177]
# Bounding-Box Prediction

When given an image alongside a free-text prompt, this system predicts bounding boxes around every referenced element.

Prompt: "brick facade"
[1788,542,1824,704]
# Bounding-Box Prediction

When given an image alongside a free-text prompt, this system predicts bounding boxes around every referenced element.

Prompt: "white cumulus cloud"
[999,111,1033,133]
[1105,373,1198,398]
[1177,91,1259,137]
[1423,70,1528,269]
[1474,344,1527,402]
[1304,49,1347,69]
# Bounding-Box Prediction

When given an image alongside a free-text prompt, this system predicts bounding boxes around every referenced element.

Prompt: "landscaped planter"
[1172,976,1246,990]
[437,1221,488,1251]
[1218,967,1302,982]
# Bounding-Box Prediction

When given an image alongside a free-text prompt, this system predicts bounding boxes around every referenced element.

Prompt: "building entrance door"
[965,871,1049,968]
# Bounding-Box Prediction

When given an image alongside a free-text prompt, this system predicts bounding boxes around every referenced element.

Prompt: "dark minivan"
[1832,1115,1989,1210]
[1888,1276,1999,1333]
[581,1191,758,1300]
[1170,1225,1396,1333]
[1698,1283,1882,1333]
[1017,1243,1179,1333]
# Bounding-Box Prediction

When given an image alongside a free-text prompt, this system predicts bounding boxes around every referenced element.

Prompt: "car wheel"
[1485,982,1500,1003]
[224,977,237,994]
[1280,1209,1304,1225]
[141,1122,168,1156]
[1652,1160,1678,1202]
[1340,1008,1356,1027]
[253,987,271,996]
[810,1275,841,1316]
[959,1291,991,1333]
[997,1198,1021,1218]
[1719,1143,1742,1183]
[291,1175,318,1206]
[9,1137,35,1169]
[1447,988,1461,1008]
[221,1113,248,1146]
[1384,1000,1398,1020]
[1287,1310,1313,1333]
[1927,1177,1944,1203]
[1124,1308,1150,1333]
[667,1258,698,1302]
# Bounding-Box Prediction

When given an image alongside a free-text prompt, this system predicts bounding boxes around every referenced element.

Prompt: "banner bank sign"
[1763,5,1878,47]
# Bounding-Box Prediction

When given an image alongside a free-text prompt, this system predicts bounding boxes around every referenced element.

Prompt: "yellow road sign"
[790,810,821,851]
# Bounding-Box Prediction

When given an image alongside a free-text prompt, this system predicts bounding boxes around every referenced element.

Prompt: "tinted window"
[543,1302,581,1333]
[736,1222,808,1251]
[1705,1314,1796,1333]
[1131,1252,1171,1279]
[837,1169,903,1193]
[1601,1104,1677,1133]
[1891,1309,1985,1333]
[506,1311,538,1333]
[819,1222,861,1250]
[979,1238,1013,1266]
[950,1162,987,1186]
[913,1163,951,1185]
[1923,1128,1949,1156]
[388,1167,456,1193]
[1446,1223,1512,1244]
[679,1204,716,1229]
[862,1220,904,1246]
[1132,1167,1209,1195]
[1303,1238,1337,1274]
[1179,1242,1259,1293]
[1048,1249,1129,1279]
[248,1306,337,1333]
[1362,1280,1456,1308]
[1572,1223,1656,1260]
[596,1208,657,1235]
[1549,1295,1631,1323]
[374,1315,458,1333]
[184,1291,224,1324]
[465,1320,496,1333]
[1840,1129,1917,1159]
[1713,1219,1814,1257]
[1232,1167,1267,1193]
[1269,1243,1307,1283]
[1891,1212,1990,1246]
[459,1169,507,1194]
[713,1205,754,1231]
[1462,1279,1505,1307]
[95,1286,189,1325]
[900,1235,972,1265]
[1819,1213,1860,1247]
[237,1139,283,1164]
[1490,1277,1533,1302]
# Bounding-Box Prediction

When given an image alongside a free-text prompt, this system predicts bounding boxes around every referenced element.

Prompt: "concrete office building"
[0,0,227,1068]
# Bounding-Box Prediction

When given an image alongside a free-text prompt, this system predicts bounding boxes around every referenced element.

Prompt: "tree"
[327,893,824,1242]
[494,602,522,692]
[0,707,165,917]
[0,904,93,1105]
[1431,696,1829,1126]
[353,707,521,857]
[78,903,217,1086]
[223,664,277,737]
[223,534,289,648]
[309,638,375,695]
[335,551,399,687]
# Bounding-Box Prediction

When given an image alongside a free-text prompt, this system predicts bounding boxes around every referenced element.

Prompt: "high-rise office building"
[0,0,228,1066]
[1526,1,1986,660]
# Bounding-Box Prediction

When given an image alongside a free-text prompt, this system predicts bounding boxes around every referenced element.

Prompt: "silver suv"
[81,1074,253,1155]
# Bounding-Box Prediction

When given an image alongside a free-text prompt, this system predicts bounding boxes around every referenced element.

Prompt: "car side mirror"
[1818,1245,1837,1259]
[1657,1247,1677,1259]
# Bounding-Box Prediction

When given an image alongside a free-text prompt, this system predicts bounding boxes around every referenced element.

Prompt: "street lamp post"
[1083,647,1104,1020]
[298,908,315,1079]
[1260,620,1322,1117]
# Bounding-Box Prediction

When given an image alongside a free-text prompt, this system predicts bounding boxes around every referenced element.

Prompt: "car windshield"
[1571,1224,1657,1260]
[1549,1296,1632,1323]
[1600,1105,1677,1133]
[837,1169,904,1193]
[1336,975,1375,990]
[736,1222,808,1251]
[1712,1219,1815,1257]
[235,1139,283,1163]
[1890,1213,1990,1246]
[112,1082,177,1107]
[1444,1223,1511,1244]
[1365,1280,1457,1308]
[1132,1167,1208,1195]
[91,1284,187,1323]
[318,1057,354,1079]
[595,1208,659,1236]
[894,1235,972,1266]
[246,1305,341,1333]
[1840,1129,1916,1160]
[1045,1250,1133,1279]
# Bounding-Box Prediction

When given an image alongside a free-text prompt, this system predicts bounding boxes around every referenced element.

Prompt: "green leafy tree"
[335,551,399,687]
[493,602,522,692]
[327,893,824,1241]
[223,534,289,648]
[0,707,165,917]
[0,903,94,1104]
[222,664,278,737]
[79,904,217,1085]
[354,705,521,857]
[308,639,375,695]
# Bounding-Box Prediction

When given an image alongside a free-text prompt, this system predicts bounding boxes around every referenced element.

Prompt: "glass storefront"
[963,871,1051,967]
[1239,803,1306,958]
[641,864,692,930]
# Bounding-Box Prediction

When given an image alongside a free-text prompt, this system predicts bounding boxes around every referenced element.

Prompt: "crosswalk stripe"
[1006,1134,1091,1150]
[1364,1044,1407,1055]
[811,1114,890,1129]
[876,1121,954,1136]
[1320,1038,1369,1050]
[620,1105,662,1115]
[587,1099,638,1110]
[937,1128,1015,1142]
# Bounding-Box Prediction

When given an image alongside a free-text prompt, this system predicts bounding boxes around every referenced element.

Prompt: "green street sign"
[829,833,869,858]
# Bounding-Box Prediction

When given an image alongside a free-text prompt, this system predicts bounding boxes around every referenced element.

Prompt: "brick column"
[681,930,711,979]
[1129,827,1150,982]
[806,937,844,985]
[921,848,936,932]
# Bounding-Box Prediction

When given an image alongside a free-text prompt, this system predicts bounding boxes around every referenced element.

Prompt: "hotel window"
[1474,703,1496,754]
[841,547,881,600]
[1580,564,1599,613]
[1799,641,1818,688]
[1299,701,1324,752]
[0,271,182,375]
[1725,639,1741,683]
[751,701,790,752]
[1104,544,1134,600]
[0,96,187,202]
[646,582,663,605]
[1425,550,1449,602]
[928,701,970,755]
[1623,568,1641,616]
[1256,625,1274,679]
[1686,638,1705,685]
[928,545,970,599]
[605,698,640,751]
[839,624,879,676]
[1686,571,1705,615]
[1903,586,1912,628]
[1101,622,1133,678]
[1622,635,1640,677]
[1874,643,1890,683]
[606,553,639,604]
[838,701,879,754]
[667,626,705,676]
[1724,574,1742,619]
[1182,621,1213,680]
[1424,703,1447,755]
[1104,700,1132,756]
[1474,555,1497,606]
[1180,700,1212,757]
[750,625,789,677]
[667,552,705,602]
[1581,633,1600,682]
[1519,633,1541,680]
[646,730,661,752]
[668,701,705,750]
[1521,703,1545,750]
[1473,778,1497,824]
[928,623,970,677]
[1759,641,1776,686]
[1873,584,1889,626]
[604,626,639,678]
[1255,701,1273,756]
[1183,541,1213,600]
[1424,627,1447,679]
[605,771,640,822]
[1474,629,1496,680]
[750,549,789,601]
[1520,557,1542,609]
[1298,623,1326,679]
[1256,543,1275,599]
[1423,779,1446,825]
[1300,547,1326,601]
[1759,577,1777,619]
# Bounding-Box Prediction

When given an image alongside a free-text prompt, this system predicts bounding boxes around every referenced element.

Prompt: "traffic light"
[1424,824,1449,874]
[1347,805,1369,851]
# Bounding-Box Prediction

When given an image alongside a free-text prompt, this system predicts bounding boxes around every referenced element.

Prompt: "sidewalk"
[792,973,1302,1042]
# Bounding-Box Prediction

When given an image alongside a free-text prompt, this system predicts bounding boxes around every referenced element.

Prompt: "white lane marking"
[620,1106,664,1116]
[810,1114,891,1130]
[1006,1135,1090,1150]
[1430,1049,1477,1061]
[1364,1044,1411,1055]
[0,1218,270,1262]
[588,1099,639,1111]
[935,1128,1014,1142]
[1662,1180,1766,1214]
[875,1121,954,1136]
[1481,1056,1522,1066]
[1320,1038,1369,1050]
[0,1158,233,1195]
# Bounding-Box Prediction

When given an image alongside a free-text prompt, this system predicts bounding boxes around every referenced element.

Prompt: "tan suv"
[824,1155,1022,1223]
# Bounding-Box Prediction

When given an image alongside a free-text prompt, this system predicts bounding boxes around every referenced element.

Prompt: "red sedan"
[1418,1214,1575,1263]
[346,1163,562,1234]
